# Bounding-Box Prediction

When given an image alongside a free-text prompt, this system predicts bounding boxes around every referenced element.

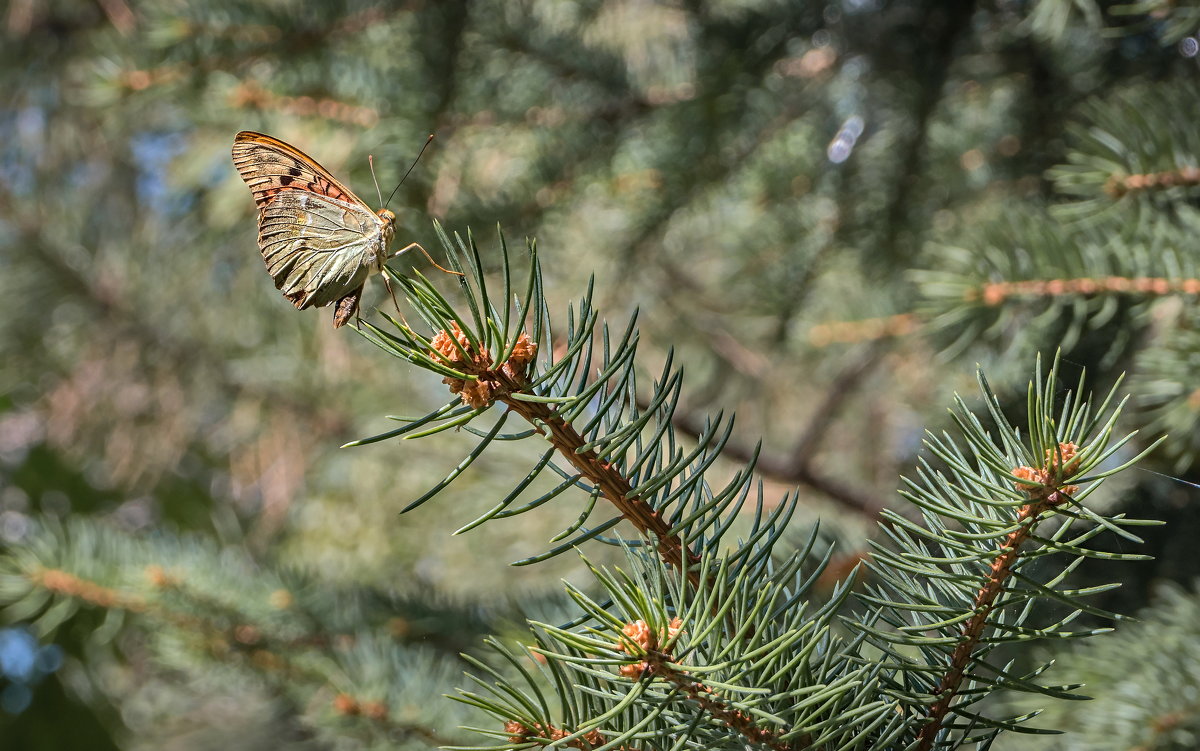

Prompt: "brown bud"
[333,694,359,715]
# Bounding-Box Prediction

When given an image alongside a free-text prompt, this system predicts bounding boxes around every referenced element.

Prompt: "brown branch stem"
[650,658,804,751]
[430,324,705,586]
[501,385,703,589]
[915,489,1067,750]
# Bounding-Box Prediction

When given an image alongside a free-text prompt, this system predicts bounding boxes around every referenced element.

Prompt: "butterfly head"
[377,208,396,245]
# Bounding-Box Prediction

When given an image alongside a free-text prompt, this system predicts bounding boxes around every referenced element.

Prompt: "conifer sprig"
[350,222,796,582]
[913,206,1200,358]
[1047,81,1200,220]
[344,230,1161,749]
[858,354,1163,750]
[0,518,480,747]
[452,545,908,751]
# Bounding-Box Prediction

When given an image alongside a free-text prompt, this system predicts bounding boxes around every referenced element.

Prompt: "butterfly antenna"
[368,154,384,207]
[384,133,435,209]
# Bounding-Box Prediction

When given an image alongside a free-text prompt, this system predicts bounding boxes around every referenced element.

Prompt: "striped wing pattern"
[231,131,393,326]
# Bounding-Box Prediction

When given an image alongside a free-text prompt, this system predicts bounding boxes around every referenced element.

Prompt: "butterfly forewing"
[231,131,395,327]
[232,131,364,209]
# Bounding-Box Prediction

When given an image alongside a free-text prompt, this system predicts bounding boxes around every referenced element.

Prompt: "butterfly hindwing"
[257,189,378,309]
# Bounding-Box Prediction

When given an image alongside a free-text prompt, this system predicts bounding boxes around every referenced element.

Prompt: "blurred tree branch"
[646,342,888,518]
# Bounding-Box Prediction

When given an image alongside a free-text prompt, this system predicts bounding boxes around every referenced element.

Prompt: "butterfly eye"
[377,208,396,223]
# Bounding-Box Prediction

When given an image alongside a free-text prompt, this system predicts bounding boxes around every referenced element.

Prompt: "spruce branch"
[351,230,1162,748]
[351,223,796,584]
[422,314,703,582]
[0,518,479,747]
[1047,80,1200,220]
[857,353,1164,750]
[503,384,704,584]
[453,545,900,751]
[913,205,1200,358]
[805,313,922,348]
[917,460,1081,750]
[230,80,381,128]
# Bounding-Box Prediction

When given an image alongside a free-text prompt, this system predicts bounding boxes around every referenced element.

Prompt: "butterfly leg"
[380,271,411,327]
[392,242,464,277]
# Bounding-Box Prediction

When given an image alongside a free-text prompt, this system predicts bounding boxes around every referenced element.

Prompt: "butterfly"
[232,130,430,328]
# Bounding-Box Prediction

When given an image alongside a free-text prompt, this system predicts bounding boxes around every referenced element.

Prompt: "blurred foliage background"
[1,0,1199,748]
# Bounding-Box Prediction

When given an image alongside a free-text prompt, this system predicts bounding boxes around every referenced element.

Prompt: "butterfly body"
[232,131,404,327]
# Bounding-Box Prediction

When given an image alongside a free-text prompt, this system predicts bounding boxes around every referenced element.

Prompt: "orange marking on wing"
[233,130,366,209]
[250,175,355,207]
[252,181,353,206]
